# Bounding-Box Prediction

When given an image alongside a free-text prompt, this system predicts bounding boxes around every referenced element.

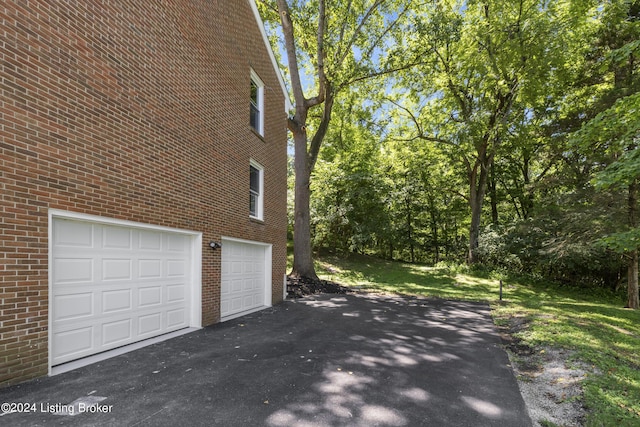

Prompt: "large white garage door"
[51,216,193,366]
[220,239,270,319]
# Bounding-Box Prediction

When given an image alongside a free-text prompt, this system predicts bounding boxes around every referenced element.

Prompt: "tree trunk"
[521,151,534,219]
[468,193,482,264]
[291,129,318,280]
[406,195,415,263]
[627,250,639,309]
[428,196,440,264]
[489,162,499,225]
[627,180,639,309]
[468,159,490,264]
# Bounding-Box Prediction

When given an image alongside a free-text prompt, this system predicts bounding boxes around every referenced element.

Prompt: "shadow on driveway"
[0,293,531,426]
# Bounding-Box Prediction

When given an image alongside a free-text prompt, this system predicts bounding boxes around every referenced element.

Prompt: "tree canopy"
[260,0,640,307]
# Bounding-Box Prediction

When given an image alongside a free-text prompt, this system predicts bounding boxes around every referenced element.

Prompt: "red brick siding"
[0,0,288,387]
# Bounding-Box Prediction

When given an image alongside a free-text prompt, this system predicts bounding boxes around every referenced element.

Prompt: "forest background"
[257,0,640,308]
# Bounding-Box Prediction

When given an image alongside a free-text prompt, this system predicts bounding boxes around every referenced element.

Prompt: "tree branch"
[335,0,387,67]
[276,0,307,111]
[308,83,334,171]
[339,60,427,89]
[314,0,328,105]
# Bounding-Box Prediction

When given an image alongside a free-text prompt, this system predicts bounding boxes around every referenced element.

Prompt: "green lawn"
[303,253,640,426]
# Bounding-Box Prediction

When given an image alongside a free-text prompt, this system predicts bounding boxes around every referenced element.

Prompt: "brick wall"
[0,0,288,387]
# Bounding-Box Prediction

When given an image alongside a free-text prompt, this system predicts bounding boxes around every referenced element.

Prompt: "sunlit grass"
[307,252,640,426]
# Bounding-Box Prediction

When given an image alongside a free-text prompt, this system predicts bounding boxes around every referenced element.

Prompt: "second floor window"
[250,70,264,135]
[250,161,264,220]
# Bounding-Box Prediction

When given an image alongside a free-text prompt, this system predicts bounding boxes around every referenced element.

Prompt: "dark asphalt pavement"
[0,293,532,426]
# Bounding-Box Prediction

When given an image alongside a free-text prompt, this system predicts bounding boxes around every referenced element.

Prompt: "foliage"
[310,93,390,254]
[476,215,626,290]
[566,1,640,307]
[267,0,640,300]
[258,0,417,279]
[386,0,582,263]
[306,82,472,263]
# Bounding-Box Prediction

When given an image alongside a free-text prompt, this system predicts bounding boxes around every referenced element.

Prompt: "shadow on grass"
[316,254,521,303]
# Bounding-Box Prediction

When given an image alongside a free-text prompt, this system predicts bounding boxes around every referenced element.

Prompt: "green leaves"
[599,228,640,254]
[572,92,640,189]
[594,146,640,190]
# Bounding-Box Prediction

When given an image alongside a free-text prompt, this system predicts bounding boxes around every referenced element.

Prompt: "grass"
[300,252,640,426]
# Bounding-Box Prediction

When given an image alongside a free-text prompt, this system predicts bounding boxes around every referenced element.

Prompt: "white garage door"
[220,239,270,319]
[51,216,193,366]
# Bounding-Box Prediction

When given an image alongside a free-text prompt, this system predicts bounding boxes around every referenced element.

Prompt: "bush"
[477,220,625,290]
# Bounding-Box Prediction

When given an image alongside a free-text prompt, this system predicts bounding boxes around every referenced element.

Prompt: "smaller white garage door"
[51,215,198,366]
[220,239,271,319]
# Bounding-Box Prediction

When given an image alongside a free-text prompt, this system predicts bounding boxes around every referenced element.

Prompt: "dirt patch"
[286,276,352,298]
[510,347,590,427]
[498,316,590,427]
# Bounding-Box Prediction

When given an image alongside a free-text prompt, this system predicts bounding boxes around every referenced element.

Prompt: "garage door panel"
[102,259,132,281]
[220,280,230,295]
[231,261,242,274]
[54,258,93,284]
[243,295,254,307]
[139,259,162,278]
[53,327,93,359]
[138,312,162,335]
[102,319,132,345]
[244,279,254,291]
[139,286,162,306]
[167,308,186,328]
[167,284,185,302]
[52,217,192,366]
[167,260,186,277]
[103,227,132,249]
[53,293,93,321]
[139,230,162,250]
[168,234,188,252]
[229,297,242,312]
[102,289,132,313]
[54,221,93,247]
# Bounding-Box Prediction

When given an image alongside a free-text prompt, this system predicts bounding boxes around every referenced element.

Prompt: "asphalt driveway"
[0,293,532,426]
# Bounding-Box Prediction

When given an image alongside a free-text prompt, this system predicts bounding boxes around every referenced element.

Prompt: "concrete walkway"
[0,293,532,426]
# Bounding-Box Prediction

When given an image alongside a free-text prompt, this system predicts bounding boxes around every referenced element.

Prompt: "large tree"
[565,0,640,308]
[577,93,640,309]
[259,0,414,279]
[391,0,575,263]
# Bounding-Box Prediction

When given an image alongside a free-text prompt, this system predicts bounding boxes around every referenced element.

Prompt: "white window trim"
[250,159,264,220]
[250,69,265,136]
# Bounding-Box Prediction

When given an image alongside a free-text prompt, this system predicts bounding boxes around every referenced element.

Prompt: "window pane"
[250,103,260,130]
[250,77,261,133]
[250,165,260,192]
[250,162,263,219]
[250,193,257,217]
[251,80,258,103]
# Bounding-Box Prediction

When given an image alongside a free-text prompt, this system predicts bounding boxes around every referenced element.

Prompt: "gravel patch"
[507,346,590,427]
